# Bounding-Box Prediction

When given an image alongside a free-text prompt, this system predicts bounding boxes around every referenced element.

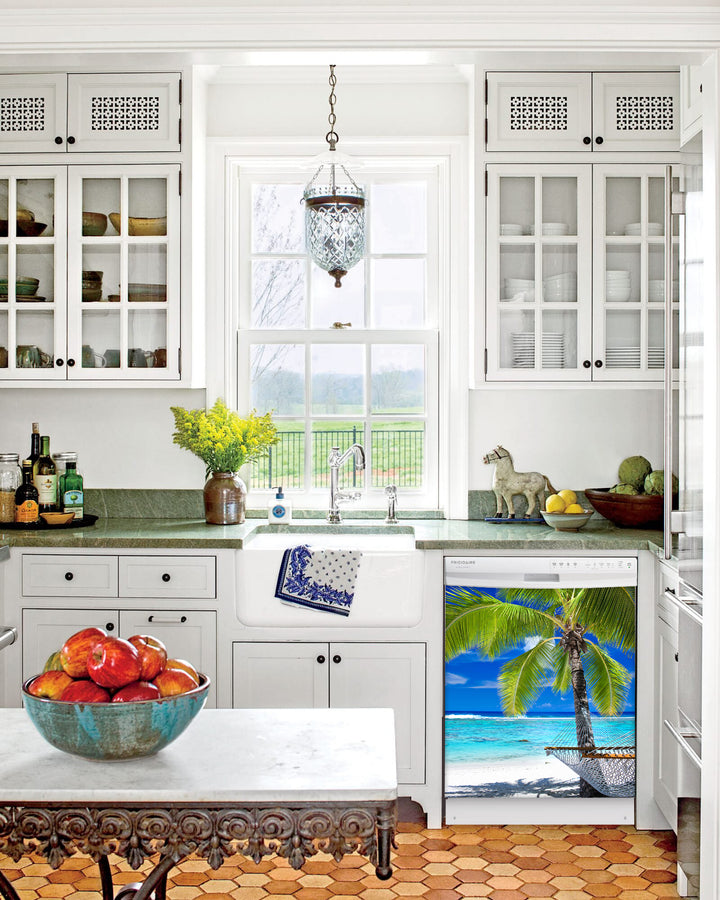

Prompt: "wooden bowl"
[40,512,76,525]
[109,213,166,236]
[17,221,47,237]
[82,212,108,236]
[584,488,671,528]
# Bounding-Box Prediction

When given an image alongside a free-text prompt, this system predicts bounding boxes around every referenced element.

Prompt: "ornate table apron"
[0,799,397,900]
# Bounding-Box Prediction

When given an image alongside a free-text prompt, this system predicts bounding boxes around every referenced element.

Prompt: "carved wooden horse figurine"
[483,445,557,518]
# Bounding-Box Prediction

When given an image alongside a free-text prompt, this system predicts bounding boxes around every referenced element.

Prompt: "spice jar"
[52,452,77,508]
[0,453,21,523]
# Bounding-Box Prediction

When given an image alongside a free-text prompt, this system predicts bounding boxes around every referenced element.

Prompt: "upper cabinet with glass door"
[67,165,180,380]
[592,165,679,382]
[486,72,680,152]
[0,73,181,153]
[486,165,592,381]
[0,168,67,381]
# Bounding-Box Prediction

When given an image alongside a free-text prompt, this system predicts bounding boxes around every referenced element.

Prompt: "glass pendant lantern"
[303,65,366,288]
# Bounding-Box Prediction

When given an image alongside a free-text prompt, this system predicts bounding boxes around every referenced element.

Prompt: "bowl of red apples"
[23,628,210,760]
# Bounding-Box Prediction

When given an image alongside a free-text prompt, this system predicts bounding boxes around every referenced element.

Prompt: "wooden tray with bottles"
[1,514,98,530]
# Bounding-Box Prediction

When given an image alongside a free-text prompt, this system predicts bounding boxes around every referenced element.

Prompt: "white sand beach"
[446,754,580,798]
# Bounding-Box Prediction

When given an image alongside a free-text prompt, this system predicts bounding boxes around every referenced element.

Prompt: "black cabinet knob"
[583,360,591,369]
[583,136,592,145]
[332,654,342,664]
[64,571,74,581]
[67,136,76,145]
[67,358,75,367]
[594,359,604,368]
[595,136,604,145]
[161,573,171,582]
[106,622,115,631]
[674,652,679,662]
[56,358,64,367]
[316,655,326,664]
[54,136,63,145]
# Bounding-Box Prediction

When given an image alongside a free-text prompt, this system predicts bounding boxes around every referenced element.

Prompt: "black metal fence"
[251,428,424,490]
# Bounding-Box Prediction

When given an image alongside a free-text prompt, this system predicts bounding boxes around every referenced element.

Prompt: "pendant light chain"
[326,65,339,151]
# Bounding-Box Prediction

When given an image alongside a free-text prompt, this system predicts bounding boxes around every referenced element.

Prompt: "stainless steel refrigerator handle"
[664,166,675,560]
[663,587,703,625]
[0,626,17,651]
[664,718,702,769]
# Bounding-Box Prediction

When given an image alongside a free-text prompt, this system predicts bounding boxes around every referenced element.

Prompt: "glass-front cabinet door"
[0,167,67,381]
[486,165,592,381]
[592,165,679,382]
[67,165,180,379]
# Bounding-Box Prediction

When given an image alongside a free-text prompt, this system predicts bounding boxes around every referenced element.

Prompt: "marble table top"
[0,707,398,804]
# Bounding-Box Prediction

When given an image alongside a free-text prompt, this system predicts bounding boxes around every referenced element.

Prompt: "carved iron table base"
[0,801,396,900]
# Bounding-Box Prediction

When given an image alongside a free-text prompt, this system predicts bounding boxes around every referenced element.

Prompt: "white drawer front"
[118,556,216,599]
[22,555,118,597]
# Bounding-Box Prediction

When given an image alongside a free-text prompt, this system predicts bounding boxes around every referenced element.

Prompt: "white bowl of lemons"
[540,490,594,532]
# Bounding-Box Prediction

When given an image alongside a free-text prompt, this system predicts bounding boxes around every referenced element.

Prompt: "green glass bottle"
[61,461,84,520]
[33,435,57,513]
[29,422,41,477]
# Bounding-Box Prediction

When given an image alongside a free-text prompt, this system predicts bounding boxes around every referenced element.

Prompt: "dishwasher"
[444,555,637,825]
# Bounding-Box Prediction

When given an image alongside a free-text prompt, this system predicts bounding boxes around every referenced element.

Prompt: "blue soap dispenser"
[268,485,292,523]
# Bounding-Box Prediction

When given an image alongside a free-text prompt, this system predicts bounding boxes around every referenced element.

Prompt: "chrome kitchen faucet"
[327,444,365,523]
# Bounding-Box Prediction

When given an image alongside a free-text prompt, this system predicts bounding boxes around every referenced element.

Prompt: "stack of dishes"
[511,332,566,369]
[542,222,570,235]
[648,279,680,302]
[0,276,42,302]
[648,347,665,369]
[499,223,525,236]
[502,278,534,302]
[606,346,641,368]
[82,270,103,302]
[605,270,631,302]
[625,222,663,236]
[128,283,167,303]
[543,272,576,302]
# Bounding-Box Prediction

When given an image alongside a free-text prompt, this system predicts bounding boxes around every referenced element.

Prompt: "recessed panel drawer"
[118,556,216,599]
[22,555,118,597]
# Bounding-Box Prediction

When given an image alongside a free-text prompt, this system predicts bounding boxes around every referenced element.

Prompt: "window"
[234,157,443,510]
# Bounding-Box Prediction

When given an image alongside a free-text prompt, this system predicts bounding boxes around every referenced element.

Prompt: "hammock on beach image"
[545,722,636,798]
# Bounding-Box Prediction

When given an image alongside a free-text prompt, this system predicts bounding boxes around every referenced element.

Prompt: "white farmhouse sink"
[236,526,423,628]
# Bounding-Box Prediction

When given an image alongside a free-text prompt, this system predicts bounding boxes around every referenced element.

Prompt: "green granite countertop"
[0,517,664,552]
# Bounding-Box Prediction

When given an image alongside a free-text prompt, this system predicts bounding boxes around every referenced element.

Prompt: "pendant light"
[303,65,366,288]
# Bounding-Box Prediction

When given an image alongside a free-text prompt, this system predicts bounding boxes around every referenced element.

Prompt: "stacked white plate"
[511,332,566,368]
[500,223,525,236]
[606,269,631,302]
[543,272,576,302]
[648,347,665,368]
[503,277,534,302]
[625,222,663,236]
[648,279,680,302]
[542,222,570,236]
[606,346,641,368]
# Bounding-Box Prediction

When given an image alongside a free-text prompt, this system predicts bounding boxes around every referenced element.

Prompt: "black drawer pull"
[64,572,74,581]
[595,136,604,145]
[161,573,171,582]
[148,615,187,624]
[595,359,604,368]
[54,136,63,145]
[332,654,342,664]
[316,655,326,664]
[583,136,592,145]
[67,135,76,145]
[583,359,591,369]
[106,622,115,631]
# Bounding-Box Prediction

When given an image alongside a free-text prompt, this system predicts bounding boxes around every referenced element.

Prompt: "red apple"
[60,627,107,678]
[165,658,199,685]
[153,667,199,697]
[27,670,74,700]
[59,680,111,703]
[127,634,167,681]
[111,680,161,703]
[87,636,142,689]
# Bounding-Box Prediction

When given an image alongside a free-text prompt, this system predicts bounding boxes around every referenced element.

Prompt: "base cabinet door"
[22,608,119,683]
[655,584,680,828]
[232,641,426,784]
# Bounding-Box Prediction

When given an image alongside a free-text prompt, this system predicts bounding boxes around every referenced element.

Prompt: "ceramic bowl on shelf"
[0,277,39,297]
[109,213,167,236]
[17,221,47,237]
[22,673,210,760]
[82,212,108,236]
[540,509,594,532]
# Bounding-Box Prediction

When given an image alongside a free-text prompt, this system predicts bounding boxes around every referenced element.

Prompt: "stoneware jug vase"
[203,471,247,525]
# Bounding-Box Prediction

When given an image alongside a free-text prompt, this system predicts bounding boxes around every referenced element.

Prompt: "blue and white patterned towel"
[275,545,362,616]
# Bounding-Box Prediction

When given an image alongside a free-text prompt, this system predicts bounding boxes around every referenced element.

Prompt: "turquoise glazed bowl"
[22,674,210,760]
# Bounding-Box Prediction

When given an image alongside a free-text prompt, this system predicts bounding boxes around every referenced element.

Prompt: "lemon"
[565,503,585,515]
[545,494,566,513]
[558,489,577,506]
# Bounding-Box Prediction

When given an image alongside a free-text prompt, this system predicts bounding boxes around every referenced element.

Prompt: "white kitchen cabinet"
[22,607,217,706]
[680,65,703,146]
[22,553,118,597]
[654,567,680,829]
[118,556,216,599]
[486,72,679,152]
[0,163,180,381]
[0,73,181,154]
[486,163,678,382]
[232,641,426,784]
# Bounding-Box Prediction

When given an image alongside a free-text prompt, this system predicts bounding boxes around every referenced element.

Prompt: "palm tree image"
[445,584,635,797]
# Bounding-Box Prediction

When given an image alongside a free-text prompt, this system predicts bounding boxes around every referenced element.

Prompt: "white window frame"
[207,137,469,516]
